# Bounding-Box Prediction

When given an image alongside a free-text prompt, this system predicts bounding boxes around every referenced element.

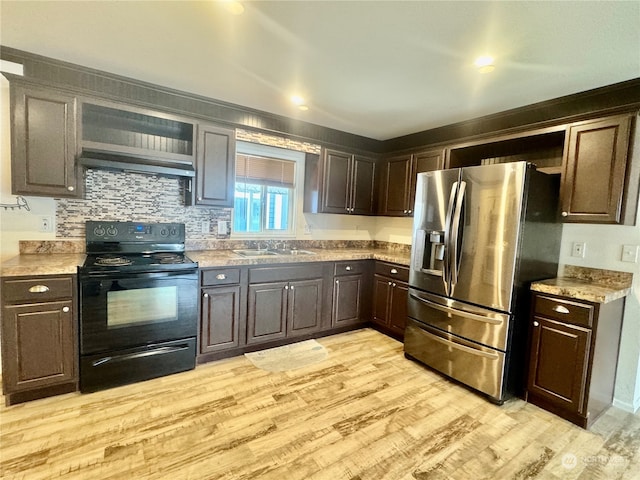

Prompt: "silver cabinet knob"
[533,321,539,327]
[67,186,74,192]
[388,281,392,286]
[335,280,339,285]
[290,285,294,290]
[561,211,568,217]
[203,293,209,298]
[62,306,70,313]
[285,285,289,290]
[390,268,398,274]
[392,282,397,287]
[345,266,352,271]
[407,210,412,214]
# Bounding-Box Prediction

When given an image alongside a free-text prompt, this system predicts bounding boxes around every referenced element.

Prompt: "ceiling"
[1,1,639,141]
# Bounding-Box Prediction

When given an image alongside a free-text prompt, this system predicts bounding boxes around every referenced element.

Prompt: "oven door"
[79,269,198,355]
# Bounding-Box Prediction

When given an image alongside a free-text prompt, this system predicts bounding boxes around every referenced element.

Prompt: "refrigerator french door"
[405,162,561,403]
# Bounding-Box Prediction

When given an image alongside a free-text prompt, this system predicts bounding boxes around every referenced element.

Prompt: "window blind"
[236,154,295,187]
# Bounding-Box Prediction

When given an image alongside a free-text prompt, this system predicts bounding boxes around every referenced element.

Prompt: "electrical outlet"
[217,220,227,235]
[303,224,312,235]
[571,241,586,258]
[39,216,53,233]
[621,245,639,263]
[201,221,210,233]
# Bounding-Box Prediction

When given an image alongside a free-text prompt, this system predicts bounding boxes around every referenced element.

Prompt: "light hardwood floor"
[1,328,638,480]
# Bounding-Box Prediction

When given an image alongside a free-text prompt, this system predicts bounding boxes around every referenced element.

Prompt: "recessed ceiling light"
[221,1,244,15]
[474,55,495,73]
[290,94,305,106]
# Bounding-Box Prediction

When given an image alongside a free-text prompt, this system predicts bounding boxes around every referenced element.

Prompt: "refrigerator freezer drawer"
[404,318,506,401]
[408,288,511,351]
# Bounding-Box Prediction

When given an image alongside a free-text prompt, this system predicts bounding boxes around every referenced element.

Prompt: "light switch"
[217,220,227,235]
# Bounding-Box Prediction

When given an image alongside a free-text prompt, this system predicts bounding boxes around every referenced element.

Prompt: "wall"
[1,73,638,413]
[559,220,640,413]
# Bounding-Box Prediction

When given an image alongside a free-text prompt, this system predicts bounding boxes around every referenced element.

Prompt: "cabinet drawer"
[249,264,324,283]
[534,294,594,328]
[2,276,75,304]
[334,261,368,276]
[375,262,409,282]
[201,268,240,286]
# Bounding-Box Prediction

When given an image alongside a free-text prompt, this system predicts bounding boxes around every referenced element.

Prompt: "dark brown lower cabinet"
[1,275,78,405]
[372,262,410,337]
[247,264,328,345]
[198,268,247,362]
[332,260,372,327]
[201,285,242,354]
[526,292,625,429]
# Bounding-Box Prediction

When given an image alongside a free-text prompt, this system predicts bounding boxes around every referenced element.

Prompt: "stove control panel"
[86,221,185,243]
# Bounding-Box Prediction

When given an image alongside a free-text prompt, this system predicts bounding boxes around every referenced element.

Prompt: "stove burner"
[94,256,134,267]
[151,253,185,264]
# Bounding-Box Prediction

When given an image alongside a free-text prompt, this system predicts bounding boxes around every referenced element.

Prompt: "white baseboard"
[613,398,640,414]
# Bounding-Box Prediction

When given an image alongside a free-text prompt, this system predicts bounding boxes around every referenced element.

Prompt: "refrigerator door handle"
[450,180,466,295]
[409,291,505,325]
[424,329,501,360]
[443,181,458,296]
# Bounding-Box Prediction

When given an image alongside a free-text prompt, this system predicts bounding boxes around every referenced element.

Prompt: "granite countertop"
[0,253,87,277]
[1,247,411,277]
[531,266,633,304]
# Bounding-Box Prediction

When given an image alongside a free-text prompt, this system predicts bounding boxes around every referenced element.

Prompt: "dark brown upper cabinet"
[194,123,236,207]
[10,82,81,197]
[560,113,638,225]
[304,148,377,215]
[378,149,443,216]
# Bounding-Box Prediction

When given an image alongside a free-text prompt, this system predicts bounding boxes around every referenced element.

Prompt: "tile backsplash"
[56,169,231,239]
[55,131,320,240]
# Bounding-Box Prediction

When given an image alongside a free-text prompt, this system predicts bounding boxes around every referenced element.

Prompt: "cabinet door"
[372,275,392,327]
[200,286,241,354]
[247,282,288,344]
[1,301,76,394]
[388,281,409,336]
[561,114,632,223]
[287,279,323,336]
[527,317,591,414]
[350,155,377,215]
[379,154,412,216]
[332,274,364,326]
[11,84,79,197]
[321,149,352,213]
[195,123,236,207]
[408,150,443,214]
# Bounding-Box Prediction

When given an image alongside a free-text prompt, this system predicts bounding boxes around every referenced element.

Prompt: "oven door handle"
[91,344,191,367]
[81,269,198,279]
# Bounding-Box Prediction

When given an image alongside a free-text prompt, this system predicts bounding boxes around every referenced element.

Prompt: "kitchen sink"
[232,249,316,257]
[232,249,279,257]
[272,249,316,256]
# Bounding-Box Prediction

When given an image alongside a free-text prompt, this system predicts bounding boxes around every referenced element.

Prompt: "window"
[233,151,296,236]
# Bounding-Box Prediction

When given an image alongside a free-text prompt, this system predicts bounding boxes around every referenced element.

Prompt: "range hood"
[79,148,195,178]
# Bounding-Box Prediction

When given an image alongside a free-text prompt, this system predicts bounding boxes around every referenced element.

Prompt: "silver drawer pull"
[552,305,570,314]
[345,266,352,271]
[390,268,398,274]
[62,306,70,313]
[533,321,539,327]
[28,285,50,293]
[216,274,227,280]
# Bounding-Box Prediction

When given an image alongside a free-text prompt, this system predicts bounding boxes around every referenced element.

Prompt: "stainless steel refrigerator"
[404,161,561,403]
